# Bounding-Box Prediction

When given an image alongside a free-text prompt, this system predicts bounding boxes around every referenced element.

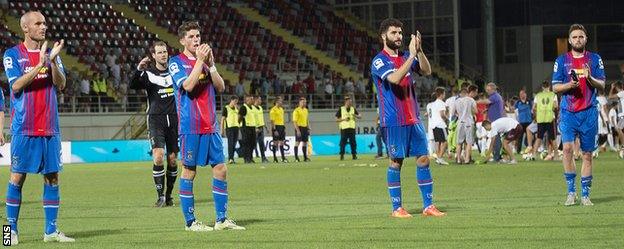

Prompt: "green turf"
[1,153,623,248]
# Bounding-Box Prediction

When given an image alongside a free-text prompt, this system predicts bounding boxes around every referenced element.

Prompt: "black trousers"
[339,128,357,156]
[226,127,239,160]
[241,127,256,161]
[256,128,266,159]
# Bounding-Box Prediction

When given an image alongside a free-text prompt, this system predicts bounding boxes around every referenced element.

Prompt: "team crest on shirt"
[3,57,12,69]
[373,58,384,70]
[186,151,193,160]
[169,62,180,74]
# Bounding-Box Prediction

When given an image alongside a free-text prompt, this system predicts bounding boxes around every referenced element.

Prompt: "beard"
[571,43,585,53]
[385,39,402,50]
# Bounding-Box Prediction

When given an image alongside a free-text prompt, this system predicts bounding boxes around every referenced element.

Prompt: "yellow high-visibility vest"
[339,106,356,129]
[255,105,265,127]
[224,105,240,128]
[243,103,256,127]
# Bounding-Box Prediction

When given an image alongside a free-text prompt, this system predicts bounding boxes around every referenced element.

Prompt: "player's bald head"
[20,11,47,41]
[20,11,44,29]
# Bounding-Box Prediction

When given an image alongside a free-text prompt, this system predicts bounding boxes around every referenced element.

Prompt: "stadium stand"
[127,0,329,82]
[247,0,378,74]
[8,0,160,77]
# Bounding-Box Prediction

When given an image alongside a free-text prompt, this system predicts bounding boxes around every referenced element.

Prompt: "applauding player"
[168,21,245,231]
[3,11,74,244]
[371,18,445,218]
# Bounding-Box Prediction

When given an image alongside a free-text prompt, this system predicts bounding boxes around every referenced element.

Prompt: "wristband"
[209,65,217,73]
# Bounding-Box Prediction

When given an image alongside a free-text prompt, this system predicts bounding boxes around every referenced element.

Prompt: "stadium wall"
[0,134,381,165]
[11,110,387,141]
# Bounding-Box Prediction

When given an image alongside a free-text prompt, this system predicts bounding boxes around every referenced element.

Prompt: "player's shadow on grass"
[234,218,265,226]
[592,195,623,203]
[70,229,124,238]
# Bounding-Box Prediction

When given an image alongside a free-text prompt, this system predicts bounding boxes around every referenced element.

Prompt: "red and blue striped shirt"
[3,43,63,136]
[370,50,421,127]
[552,51,605,112]
[168,53,218,135]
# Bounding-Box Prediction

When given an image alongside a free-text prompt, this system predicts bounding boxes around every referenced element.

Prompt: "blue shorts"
[180,133,225,167]
[559,107,598,152]
[383,123,429,159]
[11,134,62,174]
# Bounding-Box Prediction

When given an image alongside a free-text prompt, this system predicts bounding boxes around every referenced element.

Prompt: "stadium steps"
[111,113,147,140]
[334,10,457,84]
[3,14,93,75]
[231,4,361,80]
[107,2,239,84]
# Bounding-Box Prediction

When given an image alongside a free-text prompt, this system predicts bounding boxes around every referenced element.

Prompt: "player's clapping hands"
[196,44,210,63]
[50,39,64,62]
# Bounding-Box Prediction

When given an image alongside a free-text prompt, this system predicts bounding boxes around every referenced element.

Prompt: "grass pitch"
[1,153,622,248]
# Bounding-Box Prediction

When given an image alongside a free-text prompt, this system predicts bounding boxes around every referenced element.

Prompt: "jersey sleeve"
[3,49,22,87]
[168,57,188,88]
[590,53,606,81]
[370,56,395,81]
[54,54,66,77]
[292,110,299,123]
[551,56,566,84]
[0,89,4,112]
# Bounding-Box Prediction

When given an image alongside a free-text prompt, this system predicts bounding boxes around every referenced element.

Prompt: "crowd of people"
[418,79,624,166]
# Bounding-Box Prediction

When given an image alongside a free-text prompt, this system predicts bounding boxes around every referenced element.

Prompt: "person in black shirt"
[130,41,178,207]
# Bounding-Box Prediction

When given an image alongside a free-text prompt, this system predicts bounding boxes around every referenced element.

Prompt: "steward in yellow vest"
[220,96,240,163]
[335,96,362,160]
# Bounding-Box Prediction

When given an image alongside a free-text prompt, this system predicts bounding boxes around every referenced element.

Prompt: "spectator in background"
[304,72,315,95]
[292,77,304,94]
[477,82,506,161]
[285,76,296,93]
[324,79,334,104]
[250,78,259,95]
[235,80,245,98]
[261,76,270,96]
[273,75,283,94]
[110,58,121,89]
[514,89,532,153]
[356,77,366,100]
[335,77,344,100]
[105,50,117,68]
[344,77,355,98]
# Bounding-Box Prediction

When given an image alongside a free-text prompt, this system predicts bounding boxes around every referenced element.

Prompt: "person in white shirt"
[427,87,449,165]
[453,85,477,164]
[608,82,624,158]
[480,117,523,164]
[425,95,437,157]
[608,103,620,151]
[595,90,609,156]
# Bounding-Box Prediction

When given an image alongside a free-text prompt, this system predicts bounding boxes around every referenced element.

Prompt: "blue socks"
[564,172,576,194]
[43,184,60,235]
[386,167,402,211]
[416,165,434,209]
[212,178,228,222]
[179,178,196,227]
[6,183,22,233]
[581,175,592,198]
